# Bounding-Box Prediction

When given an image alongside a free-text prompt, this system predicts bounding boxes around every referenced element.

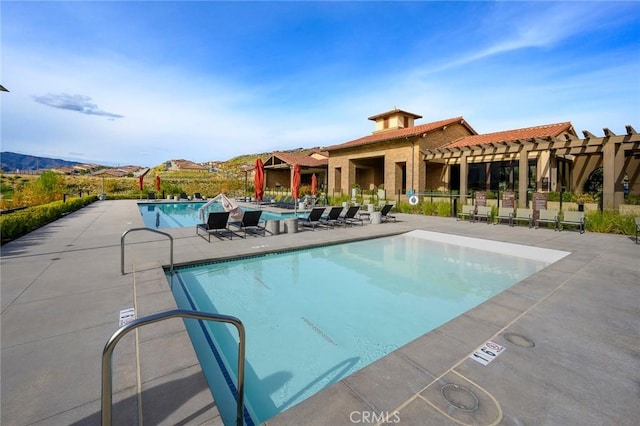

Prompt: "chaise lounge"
[338,206,364,226]
[380,204,396,222]
[196,211,233,242]
[321,206,344,227]
[299,207,327,231]
[229,210,265,237]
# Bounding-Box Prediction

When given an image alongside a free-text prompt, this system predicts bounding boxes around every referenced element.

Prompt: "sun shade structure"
[311,173,317,195]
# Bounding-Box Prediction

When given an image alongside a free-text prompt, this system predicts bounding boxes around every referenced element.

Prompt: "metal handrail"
[121,227,174,277]
[101,309,246,426]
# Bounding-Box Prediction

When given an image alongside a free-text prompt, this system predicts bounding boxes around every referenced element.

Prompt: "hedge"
[0,196,97,244]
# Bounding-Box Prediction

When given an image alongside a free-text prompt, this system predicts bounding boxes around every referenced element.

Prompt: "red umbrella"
[155,175,161,191]
[311,173,317,196]
[254,158,264,201]
[138,175,144,191]
[292,164,301,200]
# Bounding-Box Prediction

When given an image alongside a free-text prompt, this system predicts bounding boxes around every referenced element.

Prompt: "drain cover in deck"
[503,332,535,348]
[440,383,479,412]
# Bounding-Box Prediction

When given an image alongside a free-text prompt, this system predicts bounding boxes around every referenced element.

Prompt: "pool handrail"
[121,227,174,278]
[101,309,246,426]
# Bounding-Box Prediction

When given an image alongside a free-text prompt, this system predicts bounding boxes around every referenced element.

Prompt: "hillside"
[1,152,82,172]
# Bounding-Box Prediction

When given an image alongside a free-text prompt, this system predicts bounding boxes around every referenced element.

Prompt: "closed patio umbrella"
[138,175,144,191]
[155,175,161,192]
[254,158,264,202]
[311,173,317,196]
[292,164,301,208]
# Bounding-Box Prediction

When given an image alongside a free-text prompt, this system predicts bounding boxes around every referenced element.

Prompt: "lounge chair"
[229,210,265,237]
[321,206,344,226]
[636,217,640,244]
[380,204,396,222]
[193,192,203,200]
[512,208,533,228]
[196,211,233,242]
[300,207,327,230]
[494,207,514,226]
[179,192,188,200]
[457,204,474,221]
[473,206,492,224]
[559,211,585,233]
[536,209,559,230]
[338,206,364,227]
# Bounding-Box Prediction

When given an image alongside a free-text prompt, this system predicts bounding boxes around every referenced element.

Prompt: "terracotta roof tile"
[326,116,472,151]
[270,152,328,167]
[445,122,575,149]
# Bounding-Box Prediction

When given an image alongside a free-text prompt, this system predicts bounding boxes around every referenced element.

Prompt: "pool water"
[138,201,306,228]
[170,231,569,425]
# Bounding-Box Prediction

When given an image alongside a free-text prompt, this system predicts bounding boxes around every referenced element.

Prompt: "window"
[403,116,409,128]
[383,117,389,129]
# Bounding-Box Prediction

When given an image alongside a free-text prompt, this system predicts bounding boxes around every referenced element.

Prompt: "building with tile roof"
[325,109,476,198]
[324,108,639,209]
[262,151,328,192]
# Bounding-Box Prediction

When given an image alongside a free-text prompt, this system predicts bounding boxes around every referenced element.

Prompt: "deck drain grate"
[503,332,535,348]
[440,383,479,412]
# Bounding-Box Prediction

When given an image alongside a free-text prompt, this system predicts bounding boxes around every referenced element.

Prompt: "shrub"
[0,196,97,244]
[585,211,636,235]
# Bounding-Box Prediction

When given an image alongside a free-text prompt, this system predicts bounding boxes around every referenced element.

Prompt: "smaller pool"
[138,202,307,229]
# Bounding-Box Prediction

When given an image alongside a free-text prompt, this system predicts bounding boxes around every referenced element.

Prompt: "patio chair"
[473,206,492,224]
[338,206,364,226]
[635,217,639,244]
[229,210,265,238]
[380,204,396,222]
[196,211,233,242]
[321,206,344,227]
[559,211,585,234]
[193,192,203,200]
[179,192,188,200]
[535,209,559,230]
[457,204,474,221]
[300,207,327,231]
[494,207,514,226]
[512,208,533,228]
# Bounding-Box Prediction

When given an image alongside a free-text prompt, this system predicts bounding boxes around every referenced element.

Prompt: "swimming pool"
[138,201,306,228]
[169,230,569,425]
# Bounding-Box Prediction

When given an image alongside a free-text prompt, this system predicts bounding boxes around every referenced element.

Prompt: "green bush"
[0,196,97,244]
[585,211,636,235]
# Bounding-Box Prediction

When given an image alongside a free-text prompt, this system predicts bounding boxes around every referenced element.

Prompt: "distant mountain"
[0,152,83,172]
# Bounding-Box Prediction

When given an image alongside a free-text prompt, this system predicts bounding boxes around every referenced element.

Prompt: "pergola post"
[459,152,469,205]
[602,139,625,209]
[518,148,529,208]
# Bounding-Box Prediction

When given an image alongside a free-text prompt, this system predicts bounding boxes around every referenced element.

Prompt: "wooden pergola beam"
[603,128,616,137]
[626,125,637,135]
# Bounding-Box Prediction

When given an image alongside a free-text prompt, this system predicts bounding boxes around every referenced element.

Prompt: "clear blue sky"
[2,1,639,167]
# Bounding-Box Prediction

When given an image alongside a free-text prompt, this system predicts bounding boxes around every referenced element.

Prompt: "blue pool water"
[138,201,306,228]
[169,231,569,425]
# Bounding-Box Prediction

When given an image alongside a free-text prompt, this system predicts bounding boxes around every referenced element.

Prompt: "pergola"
[422,126,640,209]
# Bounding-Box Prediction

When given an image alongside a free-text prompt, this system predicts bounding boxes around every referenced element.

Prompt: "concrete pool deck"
[1,199,638,425]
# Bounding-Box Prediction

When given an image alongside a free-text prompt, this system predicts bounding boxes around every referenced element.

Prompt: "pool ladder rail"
[121,227,174,285]
[101,309,247,426]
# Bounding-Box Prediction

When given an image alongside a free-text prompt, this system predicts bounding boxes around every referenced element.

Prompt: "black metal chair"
[196,211,233,242]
